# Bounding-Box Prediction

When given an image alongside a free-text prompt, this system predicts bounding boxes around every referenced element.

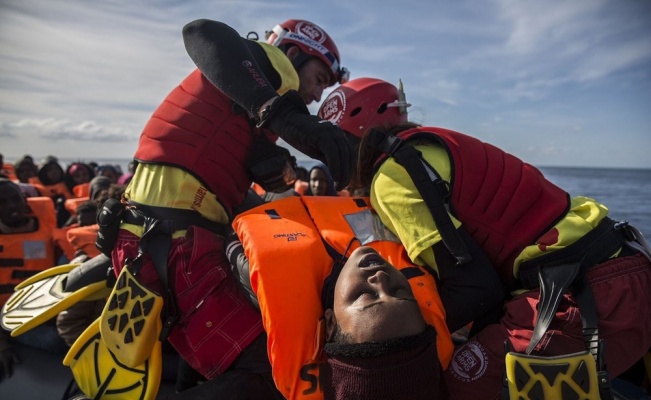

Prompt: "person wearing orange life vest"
[63,162,95,198]
[232,195,454,400]
[13,156,38,185]
[305,163,338,196]
[0,179,69,380]
[30,157,73,201]
[0,180,58,305]
[319,77,651,399]
[106,18,354,399]
[0,154,17,182]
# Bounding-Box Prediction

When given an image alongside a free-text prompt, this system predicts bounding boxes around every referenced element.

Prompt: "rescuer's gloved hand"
[258,90,354,191]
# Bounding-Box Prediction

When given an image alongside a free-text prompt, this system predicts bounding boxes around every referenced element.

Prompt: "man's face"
[297,57,332,105]
[326,246,425,343]
[309,168,329,196]
[0,183,27,225]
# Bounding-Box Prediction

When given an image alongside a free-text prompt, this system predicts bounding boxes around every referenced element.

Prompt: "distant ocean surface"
[10,157,650,238]
[540,167,651,238]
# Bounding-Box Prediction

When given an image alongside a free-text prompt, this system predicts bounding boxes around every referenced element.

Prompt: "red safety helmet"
[317,77,411,137]
[267,19,349,85]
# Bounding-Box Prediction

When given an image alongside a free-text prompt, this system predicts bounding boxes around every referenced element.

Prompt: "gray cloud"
[0,0,649,168]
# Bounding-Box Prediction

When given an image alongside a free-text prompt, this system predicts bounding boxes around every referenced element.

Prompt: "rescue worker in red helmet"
[317,77,412,194]
[319,76,504,334]
[98,18,354,399]
[318,77,408,138]
[266,19,349,90]
[320,77,651,400]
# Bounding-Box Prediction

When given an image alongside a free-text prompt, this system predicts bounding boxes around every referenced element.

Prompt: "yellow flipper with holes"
[1,263,110,336]
[99,265,164,368]
[64,317,162,400]
[504,350,600,400]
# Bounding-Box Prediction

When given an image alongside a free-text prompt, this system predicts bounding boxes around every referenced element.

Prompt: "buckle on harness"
[614,220,636,241]
[382,135,404,156]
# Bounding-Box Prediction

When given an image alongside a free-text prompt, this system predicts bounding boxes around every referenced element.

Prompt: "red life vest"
[134,68,277,217]
[0,197,57,305]
[389,127,570,284]
[233,196,452,400]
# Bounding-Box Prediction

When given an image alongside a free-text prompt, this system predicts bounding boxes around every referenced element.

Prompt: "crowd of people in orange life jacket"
[0,151,347,381]
[0,152,137,378]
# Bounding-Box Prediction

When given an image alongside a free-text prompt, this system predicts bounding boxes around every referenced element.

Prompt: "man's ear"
[286,46,300,61]
[324,308,336,341]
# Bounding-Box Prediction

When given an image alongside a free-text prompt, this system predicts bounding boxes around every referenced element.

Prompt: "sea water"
[540,167,651,238]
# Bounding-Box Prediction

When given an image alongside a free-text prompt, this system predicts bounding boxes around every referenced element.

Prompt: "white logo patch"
[295,21,326,43]
[319,91,346,126]
[449,341,489,382]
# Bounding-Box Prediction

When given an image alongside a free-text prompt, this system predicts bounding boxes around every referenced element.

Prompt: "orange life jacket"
[0,197,57,305]
[251,182,266,197]
[53,225,77,261]
[233,196,453,400]
[64,197,91,216]
[1,163,17,181]
[294,180,308,195]
[66,224,100,259]
[29,178,73,201]
[73,182,90,198]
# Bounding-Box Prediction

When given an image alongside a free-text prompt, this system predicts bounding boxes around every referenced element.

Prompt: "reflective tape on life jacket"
[233,196,452,400]
[0,197,57,305]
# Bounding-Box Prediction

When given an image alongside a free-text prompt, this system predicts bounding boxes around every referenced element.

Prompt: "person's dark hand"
[0,345,21,382]
[258,90,354,191]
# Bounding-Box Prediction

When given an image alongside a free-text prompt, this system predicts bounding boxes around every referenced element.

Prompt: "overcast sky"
[1,0,650,169]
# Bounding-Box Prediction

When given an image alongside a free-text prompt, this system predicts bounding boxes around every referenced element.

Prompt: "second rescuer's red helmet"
[267,19,349,85]
[317,77,411,137]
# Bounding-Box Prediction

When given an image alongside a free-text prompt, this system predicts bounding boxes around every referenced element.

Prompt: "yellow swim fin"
[1,262,111,337]
[504,350,601,400]
[99,265,164,368]
[64,317,162,400]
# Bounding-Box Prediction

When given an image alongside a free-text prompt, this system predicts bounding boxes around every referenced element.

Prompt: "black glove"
[258,90,354,191]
